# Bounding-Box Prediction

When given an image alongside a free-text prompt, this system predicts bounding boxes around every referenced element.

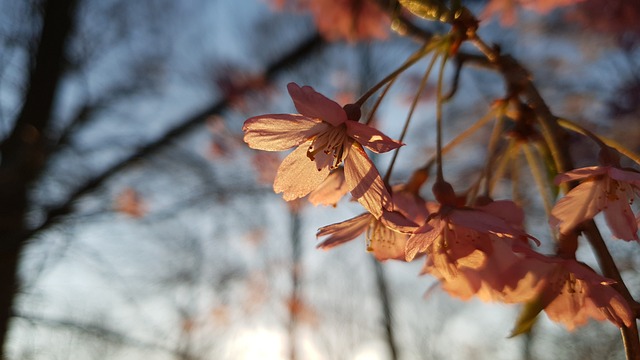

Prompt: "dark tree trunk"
[0,0,78,357]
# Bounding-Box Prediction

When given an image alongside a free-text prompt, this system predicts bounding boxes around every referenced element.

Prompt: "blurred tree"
[0,0,79,354]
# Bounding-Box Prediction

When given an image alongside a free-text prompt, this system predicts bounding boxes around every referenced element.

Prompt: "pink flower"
[243,83,402,218]
[550,165,640,240]
[317,210,418,261]
[405,197,532,261]
[482,0,585,26]
[424,235,548,304]
[309,0,390,42]
[539,259,634,331]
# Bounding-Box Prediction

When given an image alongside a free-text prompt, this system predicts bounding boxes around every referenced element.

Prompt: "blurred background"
[1,0,639,359]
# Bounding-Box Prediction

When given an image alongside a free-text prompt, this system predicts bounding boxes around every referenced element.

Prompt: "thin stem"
[556,118,608,148]
[435,52,449,182]
[482,107,507,195]
[521,142,553,217]
[355,40,441,107]
[365,79,395,125]
[558,118,640,165]
[418,106,498,173]
[384,53,439,183]
[486,142,512,196]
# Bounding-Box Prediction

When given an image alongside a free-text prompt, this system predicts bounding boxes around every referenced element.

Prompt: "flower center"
[307,124,349,170]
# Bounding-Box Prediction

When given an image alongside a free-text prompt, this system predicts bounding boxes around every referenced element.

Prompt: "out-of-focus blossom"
[251,152,282,185]
[243,82,402,218]
[482,0,585,26]
[114,188,146,218]
[270,0,390,41]
[213,64,267,111]
[310,0,390,41]
[550,165,640,241]
[569,0,640,38]
[206,117,239,160]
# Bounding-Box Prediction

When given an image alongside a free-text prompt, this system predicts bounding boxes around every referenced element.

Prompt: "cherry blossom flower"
[405,191,533,262]
[424,235,548,304]
[243,82,402,218]
[425,238,634,330]
[317,209,417,261]
[550,165,640,241]
[316,185,429,260]
[539,259,634,331]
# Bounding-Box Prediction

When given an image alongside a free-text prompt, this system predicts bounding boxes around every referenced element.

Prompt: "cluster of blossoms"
[235,1,640,353]
[243,82,639,332]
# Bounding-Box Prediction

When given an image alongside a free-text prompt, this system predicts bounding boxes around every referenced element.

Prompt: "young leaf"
[510,297,544,337]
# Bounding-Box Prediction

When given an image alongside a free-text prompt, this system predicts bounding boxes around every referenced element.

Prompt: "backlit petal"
[345,120,403,153]
[243,114,324,151]
[379,210,418,233]
[477,200,525,227]
[287,82,347,126]
[316,213,371,249]
[603,197,639,241]
[609,166,640,187]
[550,180,605,234]
[449,209,513,236]
[344,142,392,219]
[405,218,444,261]
[370,229,408,261]
[274,144,330,201]
[308,168,349,206]
[554,166,607,185]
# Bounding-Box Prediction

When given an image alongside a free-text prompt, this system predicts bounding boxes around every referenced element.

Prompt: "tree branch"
[21,32,324,244]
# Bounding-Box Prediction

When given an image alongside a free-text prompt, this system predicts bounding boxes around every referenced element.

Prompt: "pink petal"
[287,83,347,126]
[550,180,605,234]
[609,167,640,187]
[345,121,403,153]
[343,142,392,219]
[316,213,371,249]
[603,197,639,241]
[544,260,634,330]
[554,166,608,185]
[379,210,418,233]
[367,221,410,261]
[477,200,525,227]
[391,188,430,224]
[274,144,330,201]
[405,218,445,261]
[308,168,349,206]
[243,114,324,151]
[449,208,518,237]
